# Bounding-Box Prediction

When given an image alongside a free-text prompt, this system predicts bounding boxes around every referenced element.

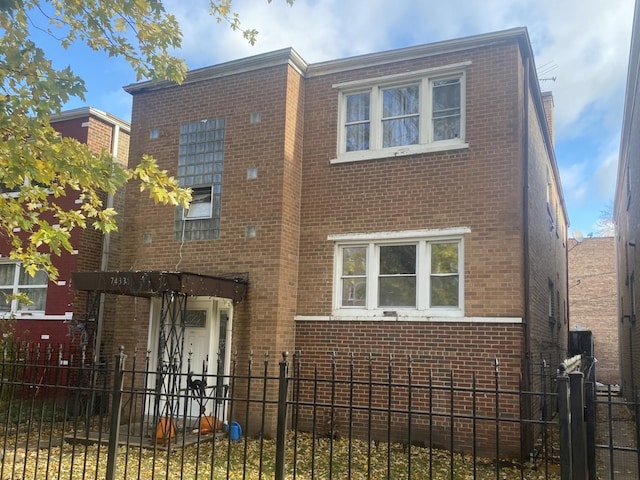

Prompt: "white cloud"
[529,1,633,135]
[99,88,134,123]
[591,151,619,198]
[167,1,633,135]
[159,0,634,235]
[560,162,590,203]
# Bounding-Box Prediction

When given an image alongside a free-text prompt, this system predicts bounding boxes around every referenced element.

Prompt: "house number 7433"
[110,275,130,286]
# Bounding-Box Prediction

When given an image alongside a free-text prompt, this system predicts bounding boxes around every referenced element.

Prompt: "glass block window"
[175,119,225,241]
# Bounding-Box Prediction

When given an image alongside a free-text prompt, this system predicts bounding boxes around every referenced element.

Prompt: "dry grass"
[1,429,560,480]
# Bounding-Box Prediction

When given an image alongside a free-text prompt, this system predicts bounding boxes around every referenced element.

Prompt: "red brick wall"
[615,10,640,400]
[293,38,565,455]
[297,42,526,319]
[524,77,569,386]
[6,112,128,349]
[568,237,618,384]
[117,34,567,454]
[50,117,89,144]
[115,63,304,362]
[295,321,524,456]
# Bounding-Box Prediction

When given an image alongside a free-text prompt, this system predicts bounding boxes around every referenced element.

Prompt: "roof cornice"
[306,27,529,77]
[123,28,529,95]
[124,47,308,94]
[51,107,130,133]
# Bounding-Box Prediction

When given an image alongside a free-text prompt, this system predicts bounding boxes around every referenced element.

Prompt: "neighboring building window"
[333,230,465,316]
[335,65,467,163]
[631,273,637,321]
[0,184,20,195]
[626,163,631,211]
[0,262,48,314]
[175,119,225,241]
[548,280,555,323]
[1,176,30,196]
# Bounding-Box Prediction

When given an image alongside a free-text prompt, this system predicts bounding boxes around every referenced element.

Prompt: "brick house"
[90,27,567,454]
[615,0,640,401]
[567,236,618,385]
[0,107,129,349]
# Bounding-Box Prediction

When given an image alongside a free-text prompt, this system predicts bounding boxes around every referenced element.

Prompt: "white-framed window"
[0,262,48,314]
[1,176,37,197]
[334,64,468,163]
[183,186,213,220]
[332,229,466,317]
[548,280,555,323]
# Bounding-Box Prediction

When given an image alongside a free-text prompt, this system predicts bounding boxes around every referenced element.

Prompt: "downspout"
[522,54,532,407]
[93,123,119,364]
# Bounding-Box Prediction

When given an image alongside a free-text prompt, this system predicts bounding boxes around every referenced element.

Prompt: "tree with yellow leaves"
[0,0,292,279]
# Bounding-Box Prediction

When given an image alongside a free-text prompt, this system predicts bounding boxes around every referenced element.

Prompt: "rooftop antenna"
[537,61,558,83]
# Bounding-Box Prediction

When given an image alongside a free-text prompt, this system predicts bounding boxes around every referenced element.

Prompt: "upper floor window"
[0,262,48,314]
[183,186,213,220]
[1,176,36,197]
[548,280,555,323]
[332,229,467,317]
[175,119,225,241]
[334,64,468,164]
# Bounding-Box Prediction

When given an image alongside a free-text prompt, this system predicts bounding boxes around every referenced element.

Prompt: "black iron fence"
[0,342,578,479]
[558,355,640,480]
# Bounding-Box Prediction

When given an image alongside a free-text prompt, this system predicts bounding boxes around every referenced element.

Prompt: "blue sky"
[41,0,634,237]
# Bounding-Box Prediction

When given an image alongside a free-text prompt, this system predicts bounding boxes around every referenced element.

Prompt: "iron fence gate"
[558,358,640,480]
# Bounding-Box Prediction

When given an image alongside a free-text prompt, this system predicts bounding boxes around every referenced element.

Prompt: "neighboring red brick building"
[615,0,640,402]
[568,236,618,385]
[95,27,567,455]
[0,107,129,349]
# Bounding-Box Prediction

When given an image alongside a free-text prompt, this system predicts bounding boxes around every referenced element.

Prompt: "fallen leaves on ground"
[1,429,560,479]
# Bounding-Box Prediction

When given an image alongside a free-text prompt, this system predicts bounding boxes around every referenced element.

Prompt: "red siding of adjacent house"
[3,110,129,346]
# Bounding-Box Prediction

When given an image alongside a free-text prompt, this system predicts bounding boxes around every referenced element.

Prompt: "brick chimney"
[541,91,554,146]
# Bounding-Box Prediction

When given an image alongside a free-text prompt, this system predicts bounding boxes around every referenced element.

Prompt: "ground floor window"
[0,262,48,314]
[332,228,467,317]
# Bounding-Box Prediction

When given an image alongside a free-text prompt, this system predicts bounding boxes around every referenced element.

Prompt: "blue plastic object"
[228,421,242,441]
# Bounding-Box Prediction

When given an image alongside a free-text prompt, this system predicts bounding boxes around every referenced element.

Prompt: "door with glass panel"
[148,297,232,423]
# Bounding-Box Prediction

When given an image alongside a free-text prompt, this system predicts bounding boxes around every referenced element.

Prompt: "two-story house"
[0,107,129,350]
[78,27,567,455]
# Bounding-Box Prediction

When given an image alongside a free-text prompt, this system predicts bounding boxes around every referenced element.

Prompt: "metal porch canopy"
[71,270,248,302]
[70,270,248,427]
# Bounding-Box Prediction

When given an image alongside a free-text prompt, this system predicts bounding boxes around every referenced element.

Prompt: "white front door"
[147,297,233,422]
[182,299,213,418]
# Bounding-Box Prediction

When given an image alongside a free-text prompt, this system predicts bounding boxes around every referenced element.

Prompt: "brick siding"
[116,30,567,455]
[568,237,618,385]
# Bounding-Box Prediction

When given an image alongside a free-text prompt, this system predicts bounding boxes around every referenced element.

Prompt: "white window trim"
[295,315,522,324]
[331,228,468,319]
[1,177,53,198]
[332,62,470,164]
[0,262,48,314]
[183,185,214,220]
